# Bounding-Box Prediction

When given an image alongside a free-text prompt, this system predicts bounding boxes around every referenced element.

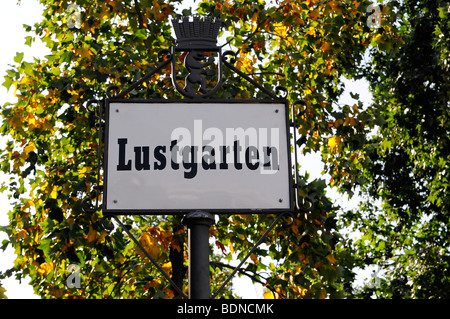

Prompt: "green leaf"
[2,76,14,91]
[14,52,24,64]
[135,29,147,40]
[349,92,360,100]
[24,36,33,47]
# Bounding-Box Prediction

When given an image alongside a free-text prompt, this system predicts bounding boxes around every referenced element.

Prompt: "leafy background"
[1,0,449,299]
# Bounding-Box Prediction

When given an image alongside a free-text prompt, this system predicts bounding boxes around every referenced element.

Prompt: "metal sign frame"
[103,98,294,215]
[83,16,313,299]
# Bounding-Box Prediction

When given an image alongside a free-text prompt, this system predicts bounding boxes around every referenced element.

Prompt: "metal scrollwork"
[157,48,172,62]
[222,50,238,64]
[106,85,120,98]
[280,211,296,228]
[275,85,289,99]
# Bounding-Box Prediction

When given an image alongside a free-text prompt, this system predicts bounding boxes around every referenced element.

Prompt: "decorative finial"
[171,16,222,50]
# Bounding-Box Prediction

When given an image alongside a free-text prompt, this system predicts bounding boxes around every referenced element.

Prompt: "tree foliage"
[1,0,441,299]
[339,0,450,298]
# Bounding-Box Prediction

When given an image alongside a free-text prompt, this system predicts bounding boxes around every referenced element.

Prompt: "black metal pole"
[182,211,215,299]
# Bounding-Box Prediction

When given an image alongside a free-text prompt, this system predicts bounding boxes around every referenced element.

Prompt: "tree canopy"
[0,0,449,299]
[342,0,450,298]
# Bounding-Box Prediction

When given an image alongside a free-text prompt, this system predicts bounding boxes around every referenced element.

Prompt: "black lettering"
[202,146,216,170]
[117,138,132,171]
[154,145,166,170]
[182,146,198,179]
[233,140,243,170]
[170,140,179,170]
[245,146,259,170]
[219,145,229,169]
[263,146,279,170]
[134,146,150,170]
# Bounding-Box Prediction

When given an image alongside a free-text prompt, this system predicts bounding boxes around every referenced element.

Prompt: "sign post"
[96,16,305,299]
[103,100,293,299]
[182,211,215,299]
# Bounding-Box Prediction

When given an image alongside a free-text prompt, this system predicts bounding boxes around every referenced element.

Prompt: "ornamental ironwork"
[83,16,312,299]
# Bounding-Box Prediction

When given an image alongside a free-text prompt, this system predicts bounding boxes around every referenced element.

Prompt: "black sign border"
[103,98,294,215]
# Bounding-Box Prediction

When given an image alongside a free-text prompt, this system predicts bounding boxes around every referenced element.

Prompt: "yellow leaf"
[24,142,36,154]
[37,261,54,276]
[227,240,234,253]
[328,136,342,151]
[295,265,302,274]
[305,26,316,37]
[77,44,93,60]
[164,288,175,299]
[236,54,254,73]
[49,186,58,199]
[23,200,34,209]
[98,230,108,243]
[328,1,341,13]
[0,285,7,299]
[19,76,35,86]
[161,262,172,273]
[79,166,91,178]
[274,22,287,38]
[263,291,275,299]
[139,233,161,260]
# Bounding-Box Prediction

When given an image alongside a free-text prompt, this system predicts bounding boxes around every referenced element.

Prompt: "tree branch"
[210,261,267,286]
[134,0,152,57]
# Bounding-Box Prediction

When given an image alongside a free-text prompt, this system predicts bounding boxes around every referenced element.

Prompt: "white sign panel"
[104,100,293,214]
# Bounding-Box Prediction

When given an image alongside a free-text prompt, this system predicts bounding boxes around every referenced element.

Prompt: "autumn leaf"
[309,9,320,21]
[328,1,341,12]
[87,225,98,243]
[24,142,36,154]
[139,233,161,260]
[263,290,275,299]
[320,42,331,52]
[15,229,28,241]
[326,254,337,264]
[345,116,357,126]
[37,262,54,276]
[328,136,342,152]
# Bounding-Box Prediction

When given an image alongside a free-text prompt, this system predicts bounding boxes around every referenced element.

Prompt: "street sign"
[103,99,293,214]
